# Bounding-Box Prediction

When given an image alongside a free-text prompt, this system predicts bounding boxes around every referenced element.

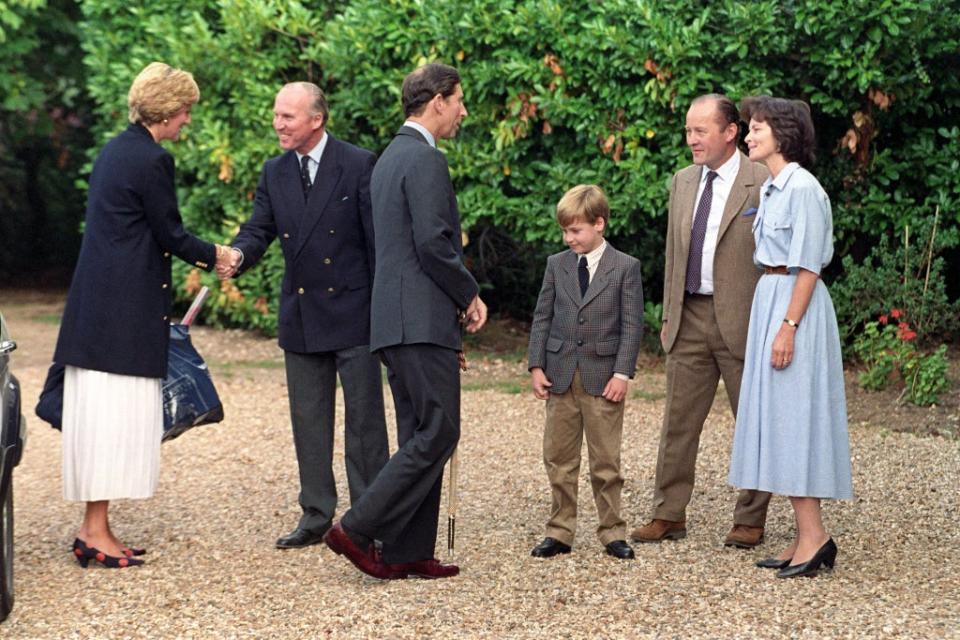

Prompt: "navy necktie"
[685,170,719,294]
[300,155,312,199]
[578,256,589,297]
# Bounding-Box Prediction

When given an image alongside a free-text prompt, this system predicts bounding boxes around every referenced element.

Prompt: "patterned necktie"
[684,170,719,294]
[578,255,589,297]
[300,155,312,199]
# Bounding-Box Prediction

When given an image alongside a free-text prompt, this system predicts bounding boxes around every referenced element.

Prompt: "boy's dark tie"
[578,255,589,297]
[300,155,312,199]
[685,170,718,294]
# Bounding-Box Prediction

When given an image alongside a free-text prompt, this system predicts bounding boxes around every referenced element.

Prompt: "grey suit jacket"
[527,244,644,397]
[369,126,478,352]
[661,152,769,358]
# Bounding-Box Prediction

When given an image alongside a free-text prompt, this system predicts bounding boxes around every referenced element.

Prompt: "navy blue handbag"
[160,324,223,441]
[35,324,223,442]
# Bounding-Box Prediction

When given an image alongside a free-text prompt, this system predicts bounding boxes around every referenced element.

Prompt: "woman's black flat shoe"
[777,538,837,578]
[73,538,144,569]
[756,557,791,569]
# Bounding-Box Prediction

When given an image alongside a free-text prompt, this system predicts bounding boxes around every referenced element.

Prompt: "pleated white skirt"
[62,365,163,502]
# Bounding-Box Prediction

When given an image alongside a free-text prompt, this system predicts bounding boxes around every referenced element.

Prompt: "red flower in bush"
[897,322,917,341]
[878,314,888,325]
[890,308,903,319]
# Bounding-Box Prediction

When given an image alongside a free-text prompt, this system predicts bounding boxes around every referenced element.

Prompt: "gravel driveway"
[1,290,957,639]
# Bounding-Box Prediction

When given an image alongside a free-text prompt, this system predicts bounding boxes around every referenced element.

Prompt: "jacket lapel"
[559,251,582,307]
[580,243,615,308]
[678,168,701,265]
[295,135,343,259]
[715,151,753,243]
[276,152,308,242]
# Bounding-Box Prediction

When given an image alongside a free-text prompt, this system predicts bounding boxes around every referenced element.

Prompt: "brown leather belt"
[763,265,790,275]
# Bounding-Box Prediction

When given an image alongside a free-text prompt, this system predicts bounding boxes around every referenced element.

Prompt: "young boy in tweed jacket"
[527,184,644,560]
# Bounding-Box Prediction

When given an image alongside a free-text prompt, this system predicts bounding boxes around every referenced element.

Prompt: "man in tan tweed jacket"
[527,184,644,561]
[631,94,772,548]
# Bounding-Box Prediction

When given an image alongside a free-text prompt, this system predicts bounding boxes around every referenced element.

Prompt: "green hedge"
[75,0,960,334]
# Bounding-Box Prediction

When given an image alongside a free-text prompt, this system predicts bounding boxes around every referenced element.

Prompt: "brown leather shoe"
[630,519,687,543]
[724,524,764,548]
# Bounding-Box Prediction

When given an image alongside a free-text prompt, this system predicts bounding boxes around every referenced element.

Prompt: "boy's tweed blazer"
[527,243,644,397]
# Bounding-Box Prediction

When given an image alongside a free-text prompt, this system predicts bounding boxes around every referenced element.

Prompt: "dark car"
[0,313,25,622]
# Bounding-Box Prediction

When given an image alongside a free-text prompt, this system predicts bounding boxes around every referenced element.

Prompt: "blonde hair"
[127,62,200,125]
[556,184,610,227]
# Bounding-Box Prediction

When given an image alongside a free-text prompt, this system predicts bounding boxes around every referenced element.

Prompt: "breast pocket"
[761,209,794,231]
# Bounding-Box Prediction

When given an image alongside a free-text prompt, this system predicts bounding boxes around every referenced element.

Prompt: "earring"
[162,118,169,125]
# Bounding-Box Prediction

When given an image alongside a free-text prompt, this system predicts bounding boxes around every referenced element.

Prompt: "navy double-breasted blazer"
[54,123,217,378]
[231,135,378,354]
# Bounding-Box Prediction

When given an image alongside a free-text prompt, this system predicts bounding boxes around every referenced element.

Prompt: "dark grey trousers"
[343,344,460,563]
[284,345,389,533]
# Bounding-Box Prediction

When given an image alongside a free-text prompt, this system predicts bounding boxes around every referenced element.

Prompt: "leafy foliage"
[853,309,951,406]
[829,214,959,346]
[13,0,953,345]
[0,0,91,282]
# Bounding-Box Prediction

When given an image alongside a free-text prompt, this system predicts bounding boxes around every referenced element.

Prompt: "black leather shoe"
[777,538,837,578]
[756,557,791,569]
[276,524,331,549]
[604,540,635,560]
[531,537,571,558]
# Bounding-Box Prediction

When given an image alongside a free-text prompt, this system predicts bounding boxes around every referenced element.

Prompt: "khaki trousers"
[543,370,626,546]
[652,294,771,526]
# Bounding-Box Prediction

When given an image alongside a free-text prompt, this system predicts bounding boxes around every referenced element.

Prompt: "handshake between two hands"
[210,245,490,335]
[214,245,243,281]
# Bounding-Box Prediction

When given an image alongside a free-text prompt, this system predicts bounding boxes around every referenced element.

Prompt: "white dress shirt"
[580,240,606,283]
[295,131,329,183]
[694,151,740,295]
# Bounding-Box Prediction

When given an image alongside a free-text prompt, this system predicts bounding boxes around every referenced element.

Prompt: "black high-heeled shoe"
[756,557,791,569]
[72,538,144,569]
[122,546,147,557]
[776,538,837,578]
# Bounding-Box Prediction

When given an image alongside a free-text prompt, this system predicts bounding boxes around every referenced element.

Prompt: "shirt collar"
[768,161,801,192]
[403,120,436,148]
[295,131,328,166]
[701,150,740,185]
[580,240,607,269]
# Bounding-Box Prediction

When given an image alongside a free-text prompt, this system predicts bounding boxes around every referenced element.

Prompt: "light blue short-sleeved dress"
[728,163,853,500]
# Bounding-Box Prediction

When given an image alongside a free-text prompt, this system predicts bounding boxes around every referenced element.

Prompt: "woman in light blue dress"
[728,97,853,579]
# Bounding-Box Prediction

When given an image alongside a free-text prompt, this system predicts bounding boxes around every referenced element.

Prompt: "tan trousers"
[652,294,771,526]
[543,370,626,546]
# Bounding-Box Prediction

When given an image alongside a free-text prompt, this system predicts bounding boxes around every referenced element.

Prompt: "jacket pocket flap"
[596,340,619,356]
[546,337,563,353]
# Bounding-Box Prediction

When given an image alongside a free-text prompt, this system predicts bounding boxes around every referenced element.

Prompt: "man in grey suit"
[220,82,388,549]
[325,63,486,580]
[631,94,772,548]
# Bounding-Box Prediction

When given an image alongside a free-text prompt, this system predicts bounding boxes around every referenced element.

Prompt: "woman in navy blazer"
[52,62,228,568]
